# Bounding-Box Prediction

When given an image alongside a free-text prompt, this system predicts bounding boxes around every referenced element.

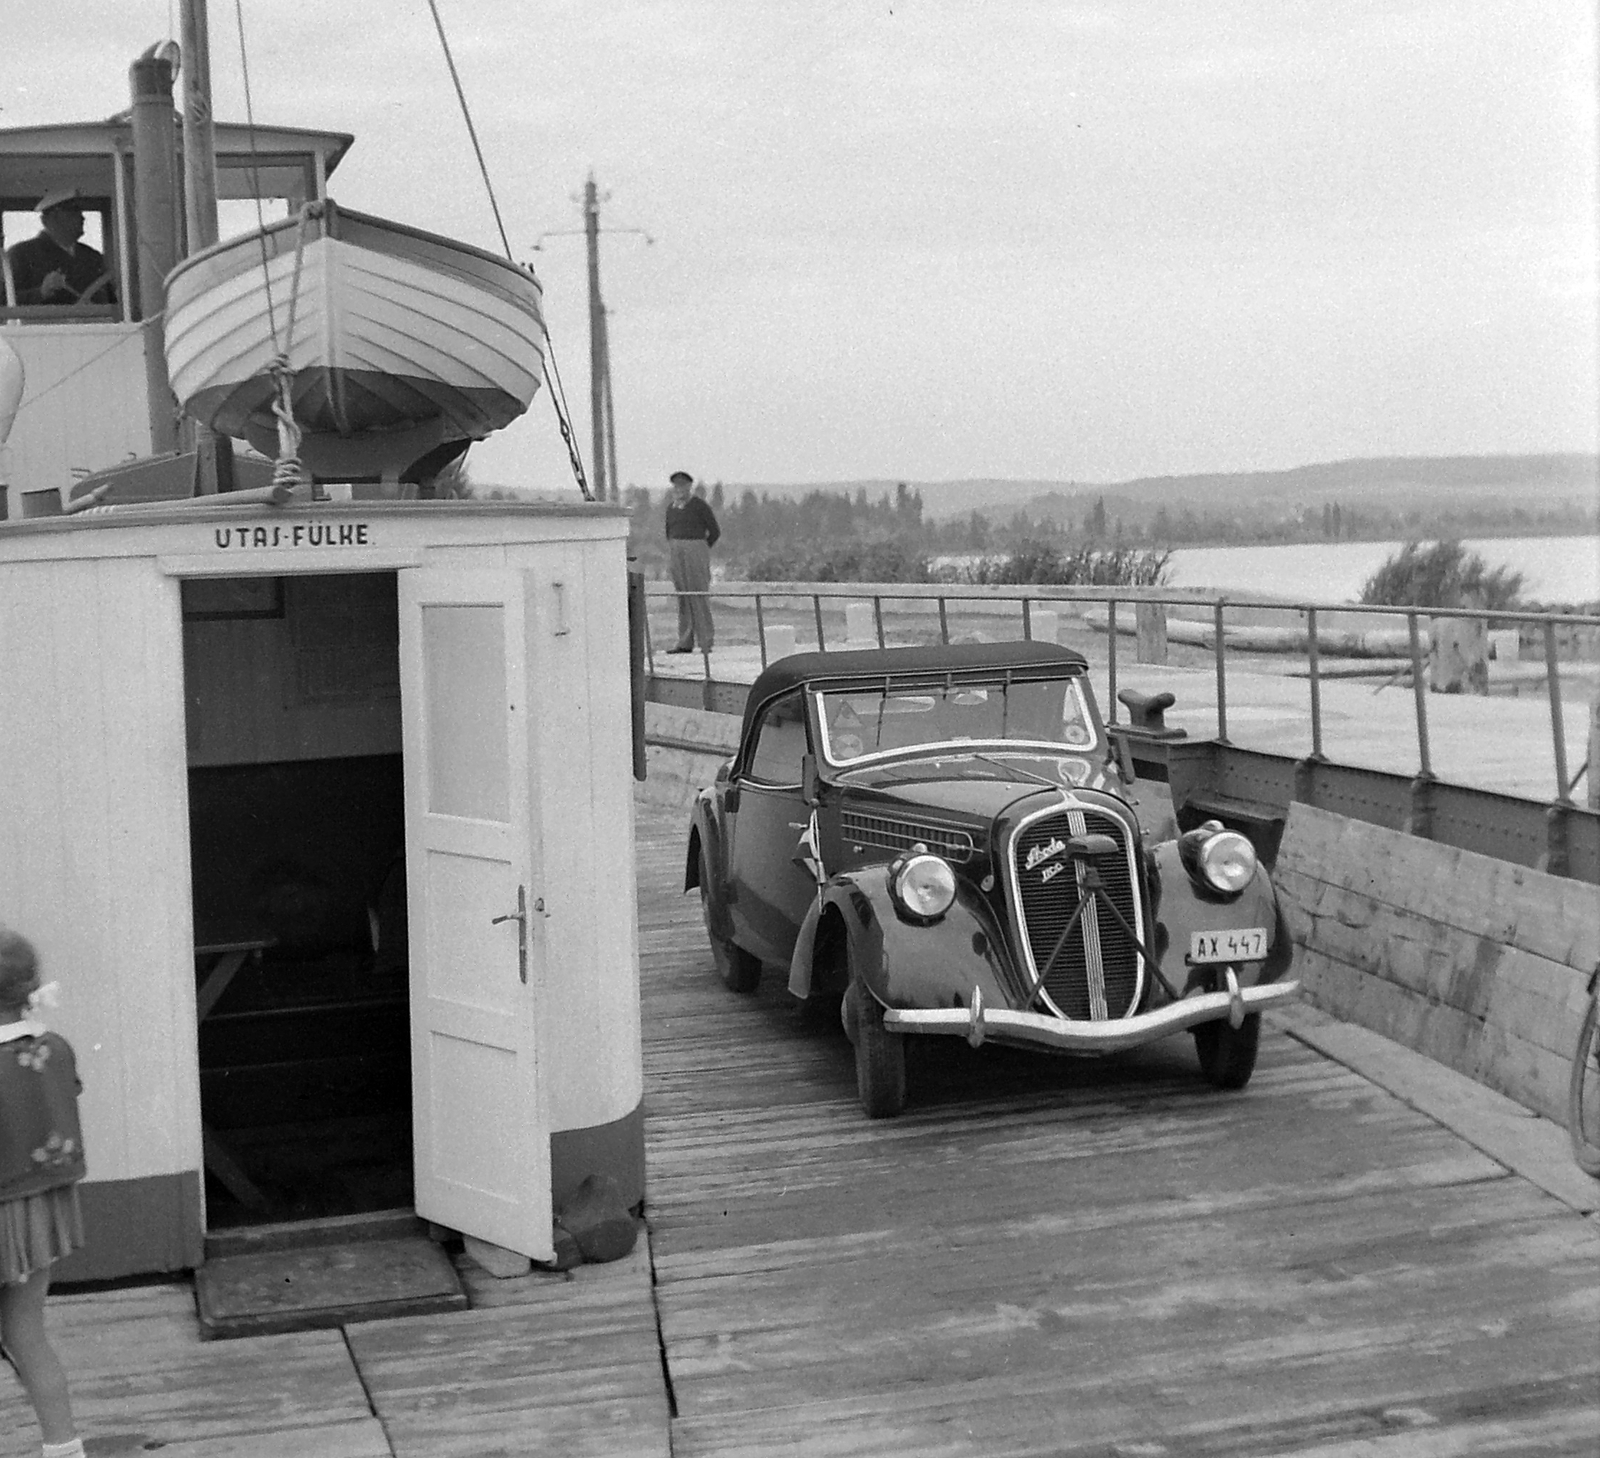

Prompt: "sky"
[4,2,1596,495]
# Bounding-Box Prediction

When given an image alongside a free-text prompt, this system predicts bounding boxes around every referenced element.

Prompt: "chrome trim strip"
[884,981,1300,1052]
[1002,795,1145,1021]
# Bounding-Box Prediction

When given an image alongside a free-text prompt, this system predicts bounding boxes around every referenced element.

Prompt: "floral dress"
[0,1021,86,1284]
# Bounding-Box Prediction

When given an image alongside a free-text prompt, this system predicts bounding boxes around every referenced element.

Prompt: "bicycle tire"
[1568,992,1600,1178]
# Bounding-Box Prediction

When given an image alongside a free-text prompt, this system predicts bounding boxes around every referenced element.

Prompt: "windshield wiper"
[970,753,1060,789]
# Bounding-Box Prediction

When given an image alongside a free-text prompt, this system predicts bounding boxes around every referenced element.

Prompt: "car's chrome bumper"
[882,972,1300,1053]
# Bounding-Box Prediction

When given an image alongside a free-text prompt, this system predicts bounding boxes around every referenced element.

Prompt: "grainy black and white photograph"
[0,3,1596,1455]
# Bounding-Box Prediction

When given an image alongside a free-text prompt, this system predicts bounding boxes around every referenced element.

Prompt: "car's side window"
[746,690,809,787]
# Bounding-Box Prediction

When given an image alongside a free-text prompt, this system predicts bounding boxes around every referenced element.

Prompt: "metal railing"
[642,580,1598,816]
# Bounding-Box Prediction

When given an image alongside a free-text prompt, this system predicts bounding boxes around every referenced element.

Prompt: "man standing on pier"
[664,470,720,654]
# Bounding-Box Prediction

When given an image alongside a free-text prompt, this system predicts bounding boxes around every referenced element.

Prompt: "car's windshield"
[812,676,1096,765]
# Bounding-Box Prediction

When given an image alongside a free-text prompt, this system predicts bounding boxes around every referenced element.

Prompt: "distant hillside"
[725,454,1598,524]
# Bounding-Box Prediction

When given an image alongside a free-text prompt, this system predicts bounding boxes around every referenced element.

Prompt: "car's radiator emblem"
[1024,836,1067,871]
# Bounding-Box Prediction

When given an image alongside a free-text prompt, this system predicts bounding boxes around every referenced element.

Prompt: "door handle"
[491,884,530,983]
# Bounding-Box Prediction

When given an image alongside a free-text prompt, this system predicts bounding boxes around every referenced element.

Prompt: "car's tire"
[698,844,761,994]
[850,959,906,1118]
[1193,1012,1261,1090]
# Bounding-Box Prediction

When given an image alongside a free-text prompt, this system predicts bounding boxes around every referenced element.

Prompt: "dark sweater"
[664,496,720,547]
[6,234,116,305]
[0,1028,86,1202]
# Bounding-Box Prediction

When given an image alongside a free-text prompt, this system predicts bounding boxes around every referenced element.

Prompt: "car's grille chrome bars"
[1065,811,1111,1019]
[840,811,975,863]
[1009,803,1148,1021]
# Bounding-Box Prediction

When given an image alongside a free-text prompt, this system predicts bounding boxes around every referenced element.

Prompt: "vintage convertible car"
[686,642,1299,1117]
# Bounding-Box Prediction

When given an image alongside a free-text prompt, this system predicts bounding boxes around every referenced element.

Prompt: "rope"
[231,0,281,352]
[423,0,593,500]
[263,206,317,490]
[267,354,303,489]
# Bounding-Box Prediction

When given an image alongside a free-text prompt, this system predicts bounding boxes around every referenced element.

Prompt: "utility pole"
[582,174,610,502]
[537,179,650,505]
[178,0,235,491]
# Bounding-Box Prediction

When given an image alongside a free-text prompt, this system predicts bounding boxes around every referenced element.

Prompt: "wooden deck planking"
[0,1293,377,1457]
[346,1255,670,1458]
[632,801,1600,1457]
[0,798,1592,1456]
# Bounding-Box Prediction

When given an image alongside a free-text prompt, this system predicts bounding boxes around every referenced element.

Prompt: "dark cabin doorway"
[181,570,411,1228]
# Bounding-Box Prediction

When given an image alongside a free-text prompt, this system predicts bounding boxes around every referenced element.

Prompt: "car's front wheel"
[698,844,761,994]
[849,956,906,1118]
[1193,1012,1261,1090]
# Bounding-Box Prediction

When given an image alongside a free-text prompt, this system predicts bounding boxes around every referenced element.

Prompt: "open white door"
[398,568,552,1261]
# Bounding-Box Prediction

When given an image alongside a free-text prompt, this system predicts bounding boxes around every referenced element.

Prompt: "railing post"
[874,596,886,649]
[754,593,768,669]
[1405,611,1435,839]
[1408,612,1432,778]
[1107,599,1118,724]
[938,596,950,645]
[1544,620,1571,801]
[641,580,656,677]
[1213,601,1229,743]
[814,594,826,652]
[1022,598,1033,641]
[1306,606,1323,760]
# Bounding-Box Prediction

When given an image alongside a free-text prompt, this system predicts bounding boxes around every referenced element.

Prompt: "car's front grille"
[841,811,975,863]
[1010,807,1141,1020]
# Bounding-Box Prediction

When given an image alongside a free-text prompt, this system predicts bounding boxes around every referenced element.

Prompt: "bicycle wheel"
[1568,992,1600,1178]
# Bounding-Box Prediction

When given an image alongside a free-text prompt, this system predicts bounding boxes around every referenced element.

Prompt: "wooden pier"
[2,800,1596,1456]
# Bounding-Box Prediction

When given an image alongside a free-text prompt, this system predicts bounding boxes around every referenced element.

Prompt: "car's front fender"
[1149,840,1293,995]
[810,865,1024,1013]
[685,791,735,942]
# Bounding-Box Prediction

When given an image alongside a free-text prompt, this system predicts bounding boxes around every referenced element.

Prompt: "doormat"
[196,1235,467,1339]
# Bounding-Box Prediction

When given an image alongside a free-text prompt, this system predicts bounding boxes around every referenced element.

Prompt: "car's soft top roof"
[742,641,1089,741]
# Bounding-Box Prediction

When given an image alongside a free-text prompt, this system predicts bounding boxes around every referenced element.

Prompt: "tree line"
[624,480,1593,580]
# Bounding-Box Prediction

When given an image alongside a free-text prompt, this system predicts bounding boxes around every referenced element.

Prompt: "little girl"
[0,925,86,1458]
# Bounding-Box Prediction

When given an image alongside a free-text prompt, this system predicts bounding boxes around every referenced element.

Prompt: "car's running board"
[883,976,1300,1052]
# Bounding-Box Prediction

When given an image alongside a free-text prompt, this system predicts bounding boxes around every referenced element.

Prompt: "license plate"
[1189,927,1268,964]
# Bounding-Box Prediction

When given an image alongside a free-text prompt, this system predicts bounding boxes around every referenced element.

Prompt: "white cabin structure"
[0,502,643,1278]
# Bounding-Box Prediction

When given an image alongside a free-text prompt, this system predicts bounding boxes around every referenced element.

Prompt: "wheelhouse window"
[815,675,1095,766]
[1,198,122,322]
[745,690,809,787]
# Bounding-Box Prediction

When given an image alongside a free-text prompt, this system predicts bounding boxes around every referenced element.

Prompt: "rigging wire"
[231,0,282,354]
[424,0,593,500]
[424,0,513,262]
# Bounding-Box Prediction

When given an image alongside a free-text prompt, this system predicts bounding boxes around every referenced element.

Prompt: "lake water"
[1166,535,1599,605]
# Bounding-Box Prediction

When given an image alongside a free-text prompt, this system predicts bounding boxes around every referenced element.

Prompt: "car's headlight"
[891,853,957,921]
[1187,826,1256,894]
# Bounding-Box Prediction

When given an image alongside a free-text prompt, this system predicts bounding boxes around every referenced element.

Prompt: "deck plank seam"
[644,1216,683,1441]
[341,1323,396,1455]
